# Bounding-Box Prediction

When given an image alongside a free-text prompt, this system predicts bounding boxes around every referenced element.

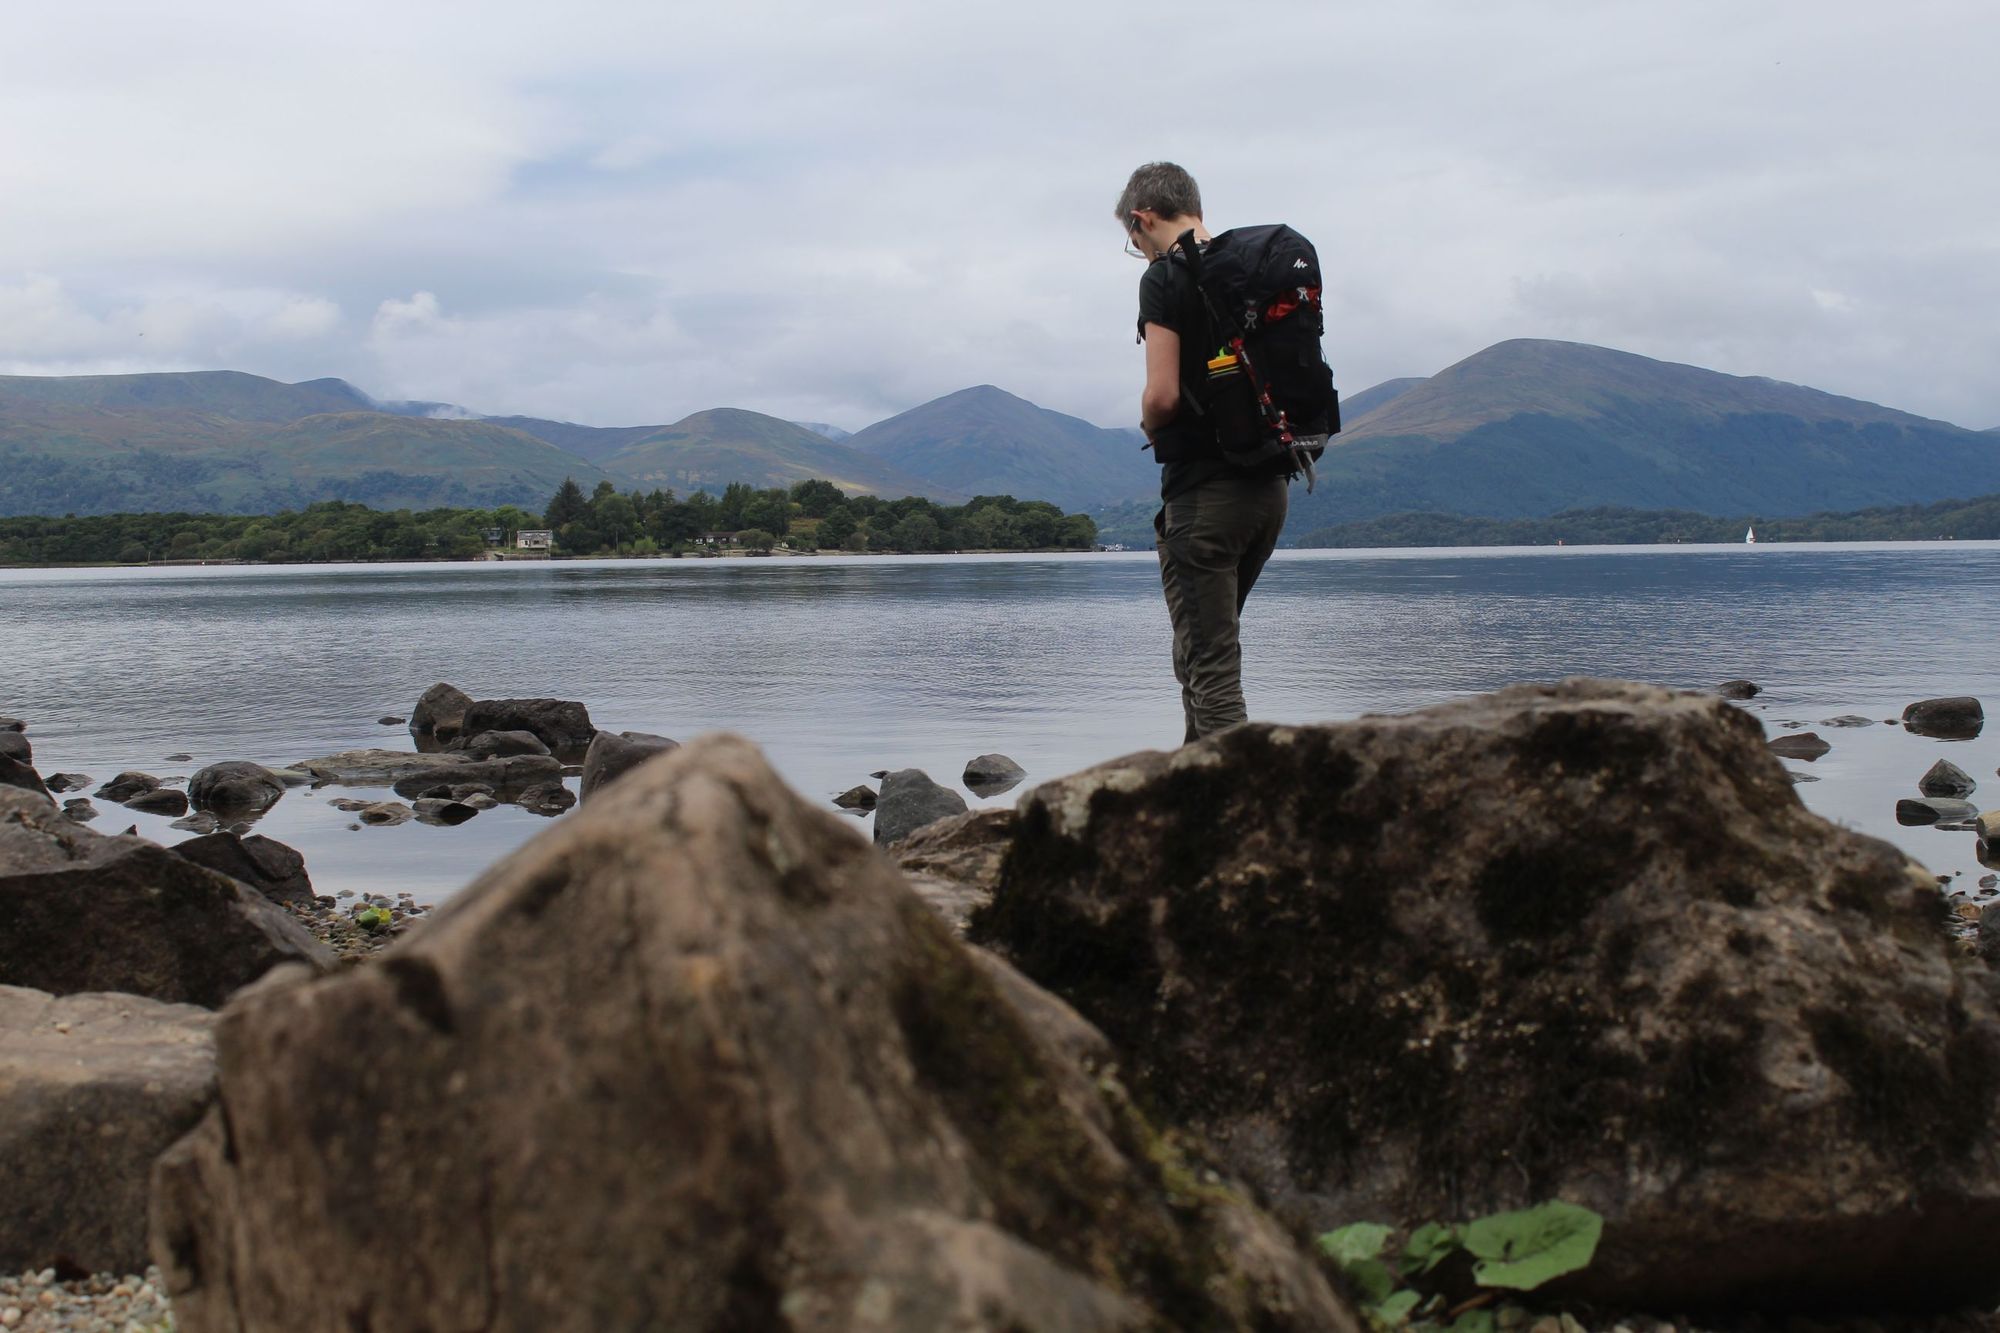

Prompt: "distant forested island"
[0,478,1097,566]
[1291,492,2000,548]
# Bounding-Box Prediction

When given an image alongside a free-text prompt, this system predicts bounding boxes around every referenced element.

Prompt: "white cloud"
[1,0,1996,430]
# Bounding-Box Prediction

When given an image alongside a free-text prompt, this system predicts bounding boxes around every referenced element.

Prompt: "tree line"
[0,478,1097,565]
[1294,494,2000,548]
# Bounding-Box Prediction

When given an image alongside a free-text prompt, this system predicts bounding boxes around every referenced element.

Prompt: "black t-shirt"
[1137,250,1239,500]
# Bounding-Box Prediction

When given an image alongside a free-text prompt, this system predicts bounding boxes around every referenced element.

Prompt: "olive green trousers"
[1153,472,1290,744]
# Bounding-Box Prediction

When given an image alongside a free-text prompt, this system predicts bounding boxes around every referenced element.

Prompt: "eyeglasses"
[1124,236,1146,259]
[1123,215,1147,260]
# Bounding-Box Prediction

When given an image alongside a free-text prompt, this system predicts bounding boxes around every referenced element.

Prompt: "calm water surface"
[4,544,1997,901]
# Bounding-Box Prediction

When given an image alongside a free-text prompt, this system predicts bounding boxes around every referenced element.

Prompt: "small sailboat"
[1744,526,1757,545]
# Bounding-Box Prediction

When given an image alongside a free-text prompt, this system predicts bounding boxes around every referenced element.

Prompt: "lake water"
[4,544,1997,905]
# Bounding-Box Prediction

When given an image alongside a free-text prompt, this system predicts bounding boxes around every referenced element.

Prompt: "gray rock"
[1902,695,1984,739]
[1716,679,1761,699]
[188,761,288,815]
[1820,715,1875,728]
[579,730,679,804]
[93,770,160,803]
[388,755,564,800]
[44,771,91,793]
[378,715,406,725]
[888,807,1016,934]
[1920,759,1977,798]
[0,715,22,731]
[833,783,878,810]
[61,797,98,822]
[290,748,561,791]
[357,801,414,826]
[1896,797,1980,826]
[0,731,29,764]
[171,812,222,834]
[412,798,479,826]
[971,679,2000,1314]
[1767,731,1831,760]
[0,787,331,1006]
[163,752,194,762]
[408,682,473,738]
[516,782,576,817]
[874,769,969,845]
[460,697,597,754]
[170,832,315,908]
[0,755,49,801]
[124,787,190,817]
[149,735,1354,1333]
[447,728,551,760]
[0,985,216,1273]
[962,753,1027,795]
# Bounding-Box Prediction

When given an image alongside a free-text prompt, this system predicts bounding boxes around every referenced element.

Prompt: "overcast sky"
[3,1,1995,433]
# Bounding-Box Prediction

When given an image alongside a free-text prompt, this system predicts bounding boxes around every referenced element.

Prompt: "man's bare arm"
[1141,322,1181,437]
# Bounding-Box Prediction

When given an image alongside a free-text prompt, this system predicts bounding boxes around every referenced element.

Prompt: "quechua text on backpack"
[1175,224,1340,490]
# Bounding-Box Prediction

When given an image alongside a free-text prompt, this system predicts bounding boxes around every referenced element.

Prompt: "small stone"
[1897,797,1979,826]
[53,1021,70,1034]
[833,784,878,810]
[1920,759,1977,798]
[378,715,407,725]
[1716,679,1760,699]
[1768,731,1831,760]
[1980,874,1998,889]
[1902,695,1984,739]
[1819,715,1874,728]
[0,1309,17,1328]
[1956,902,1982,921]
[164,752,194,762]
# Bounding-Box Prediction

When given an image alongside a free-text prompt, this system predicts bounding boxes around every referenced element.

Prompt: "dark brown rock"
[1921,759,1977,798]
[1768,730,1832,760]
[0,787,332,1006]
[93,770,159,803]
[0,754,49,801]
[188,761,288,815]
[1903,695,1985,739]
[411,797,479,826]
[408,682,473,738]
[460,697,596,754]
[971,679,2000,1314]
[1897,796,1979,827]
[0,715,22,731]
[889,807,1015,933]
[151,735,1355,1333]
[874,768,968,845]
[1717,679,1761,699]
[446,728,551,760]
[170,833,315,908]
[833,783,877,810]
[578,730,679,804]
[44,772,91,793]
[0,985,216,1273]
[0,730,30,764]
[124,786,190,816]
[515,781,576,816]
[963,752,1027,796]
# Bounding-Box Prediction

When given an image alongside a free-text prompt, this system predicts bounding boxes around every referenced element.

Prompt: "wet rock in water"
[1896,797,1979,827]
[458,792,500,811]
[150,734,1353,1333]
[446,728,551,760]
[171,811,222,834]
[0,787,331,1006]
[1920,759,1977,798]
[1787,772,1820,784]
[412,797,479,826]
[0,731,29,764]
[870,769,889,779]
[408,682,473,739]
[1716,679,1761,699]
[873,768,969,845]
[0,985,216,1273]
[1767,730,1831,760]
[123,787,189,817]
[357,801,414,826]
[1820,714,1875,728]
[169,832,315,908]
[970,678,2000,1314]
[188,761,288,816]
[962,752,1028,796]
[291,748,561,792]
[43,772,91,793]
[378,714,406,726]
[328,797,371,812]
[1902,695,1984,739]
[1974,810,2000,843]
[578,730,679,804]
[515,781,575,817]
[459,697,596,754]
[833,783,878,810]
[888,807,1016,934]
[93,771,159,803]
[61,797,98,822]
[164,752,194,762]
[0,755,49,801]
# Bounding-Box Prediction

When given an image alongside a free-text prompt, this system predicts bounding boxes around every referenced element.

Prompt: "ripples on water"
[5,544,1997,900]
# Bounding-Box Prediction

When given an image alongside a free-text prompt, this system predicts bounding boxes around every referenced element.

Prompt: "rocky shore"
[3,681,1999,1330]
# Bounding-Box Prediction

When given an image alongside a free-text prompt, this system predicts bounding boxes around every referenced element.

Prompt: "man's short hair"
[1115,162,1202,223]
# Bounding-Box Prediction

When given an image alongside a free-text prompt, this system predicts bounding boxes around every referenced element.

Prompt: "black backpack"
[1173,224,1340,488]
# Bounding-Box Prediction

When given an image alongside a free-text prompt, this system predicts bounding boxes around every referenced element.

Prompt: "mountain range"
[3,341,1997,529]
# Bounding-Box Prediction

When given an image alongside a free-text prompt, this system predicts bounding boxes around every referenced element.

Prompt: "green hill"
[484,415,659,462]
[1283,339,2000,533]
[1338,376,1427,423]
[841,385,1157,511]
[601,408,950,499]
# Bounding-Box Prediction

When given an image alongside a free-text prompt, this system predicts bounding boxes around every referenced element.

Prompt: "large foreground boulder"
[0,788,332,1006]
[971,679,2000,1315]
[0,985,215,1272]
[459,697,596,753]
[151,735,1353,1333]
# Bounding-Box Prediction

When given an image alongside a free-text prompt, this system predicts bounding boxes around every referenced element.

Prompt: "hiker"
[1117,161,1338,742]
